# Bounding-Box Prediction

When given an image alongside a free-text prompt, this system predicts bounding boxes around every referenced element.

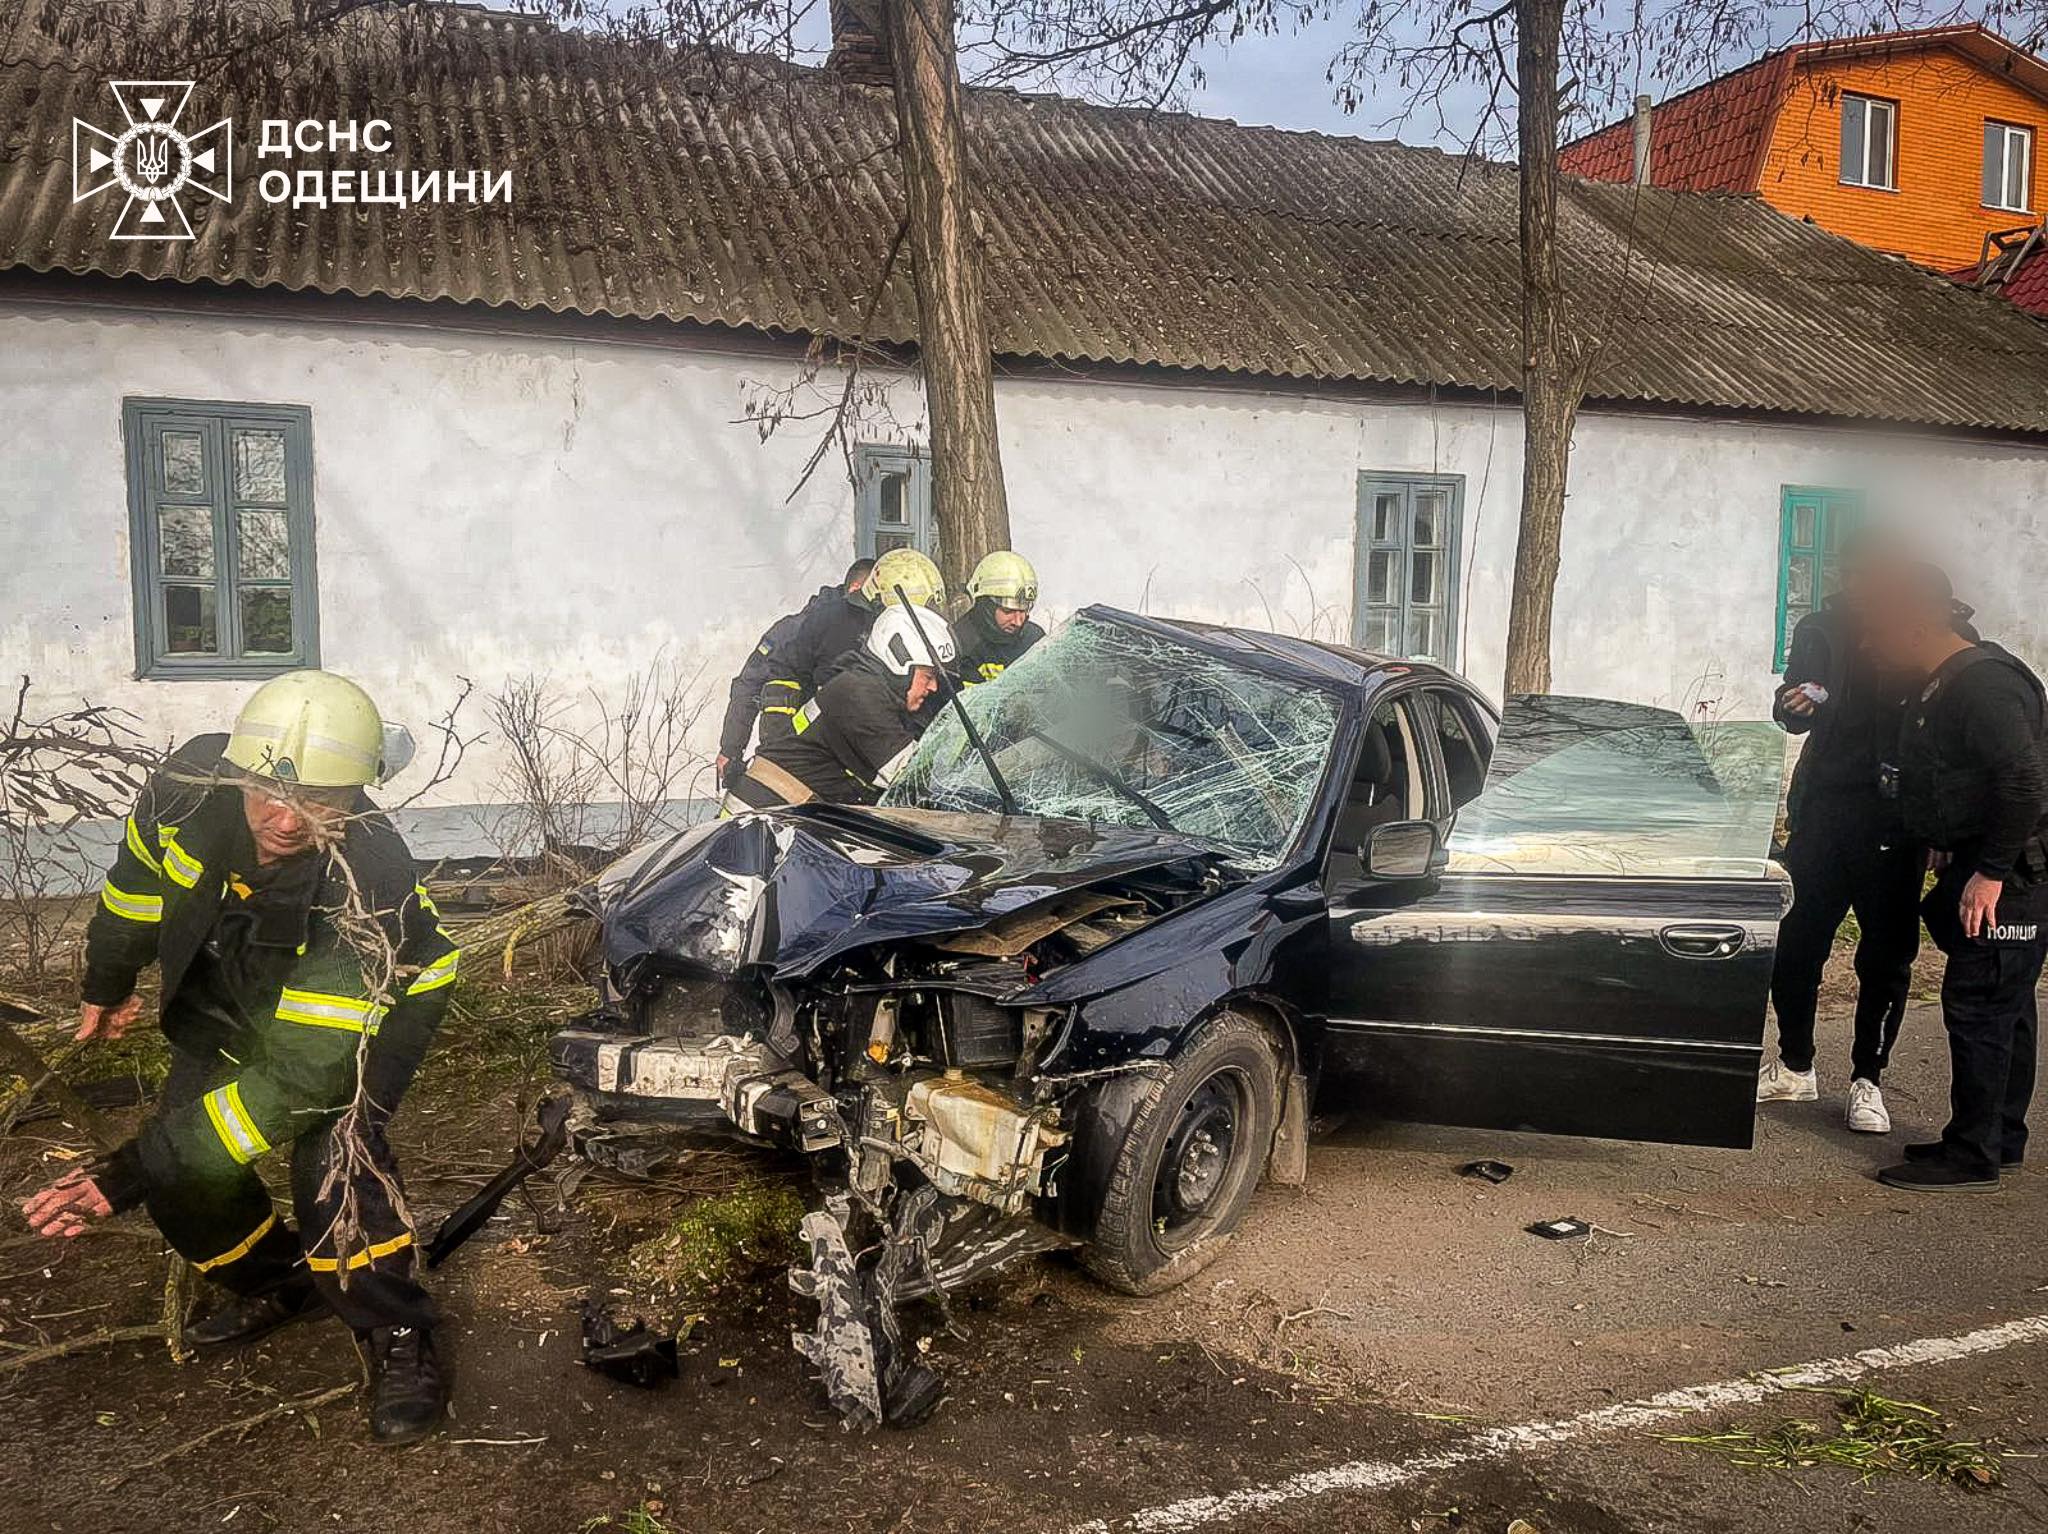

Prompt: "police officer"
[749,548,945,753]
[729,605,957,809]
[955,550,1044,686]
[20,672,459,1442]
[715,557,874,788]
[1758,532,1925,1133]
[1863,568,2048,1192]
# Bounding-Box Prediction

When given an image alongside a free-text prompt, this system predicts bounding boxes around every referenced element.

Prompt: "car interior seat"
[1333,717,1409,853]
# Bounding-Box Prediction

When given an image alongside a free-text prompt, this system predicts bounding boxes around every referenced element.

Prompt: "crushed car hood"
[583,804,1225,984]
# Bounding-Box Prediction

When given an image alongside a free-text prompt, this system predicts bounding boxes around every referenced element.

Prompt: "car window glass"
[1445,696,1785,878]
[887,613,1342,871]
[1421,690,1490,810]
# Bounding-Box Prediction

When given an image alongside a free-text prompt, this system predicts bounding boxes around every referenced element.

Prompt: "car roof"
[1079,604,1482,702]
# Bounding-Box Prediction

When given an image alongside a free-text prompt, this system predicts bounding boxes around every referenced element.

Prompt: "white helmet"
[866,604,957,676]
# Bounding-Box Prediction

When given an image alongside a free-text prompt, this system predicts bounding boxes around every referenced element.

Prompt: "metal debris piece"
[579,1304,680,1389]
[1458,1159,1514,1184]
[1526,1217,1592,1241]
[791,1201,884,1426]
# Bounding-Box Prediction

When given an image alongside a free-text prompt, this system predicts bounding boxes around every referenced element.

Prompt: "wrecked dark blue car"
[551,607,1788,1423]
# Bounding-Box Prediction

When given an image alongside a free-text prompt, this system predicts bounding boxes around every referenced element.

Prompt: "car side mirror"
[1364,819,1441,880]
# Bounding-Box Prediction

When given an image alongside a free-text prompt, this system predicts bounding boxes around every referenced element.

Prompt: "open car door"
[1318,695,1790,1149]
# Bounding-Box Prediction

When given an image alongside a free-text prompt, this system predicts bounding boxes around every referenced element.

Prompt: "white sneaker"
[1847,1078,1891,1133]
[1757,1060,1820,1103]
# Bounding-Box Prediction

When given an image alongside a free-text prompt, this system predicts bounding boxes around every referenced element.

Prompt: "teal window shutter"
[1775,486,1861,673]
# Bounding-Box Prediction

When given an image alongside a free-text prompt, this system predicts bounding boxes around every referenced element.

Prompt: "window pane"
[1869,102,1892,187]
[233,429,288,503]
[241,587,294,654]
[1986,122,2005,204]
[1842,98,1866,183]
[1791,503,1817,547]
[1786,553,1816,612]
[877,472,908,527]
[159,505,215,577]
[1413,491,1445,547]
[1407,607,1440,659]
[1362,608,1398,651]
[876,529,911,554]
[238,509,291,579]
[1366,549,1396,603]
[161,431,205,496]
[1372,492,1401,543]
[2010,130,2030,208]
[1411,549,1440,605]
[164,585,218,654]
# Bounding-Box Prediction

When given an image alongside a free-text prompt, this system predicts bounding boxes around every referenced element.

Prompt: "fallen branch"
[109,1382,356,1486]
[0,997,120,1152]
[0,1323,164,1375]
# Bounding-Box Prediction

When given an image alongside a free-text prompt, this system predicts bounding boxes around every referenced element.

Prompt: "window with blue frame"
[854,443,933,560]
[1355,474,1464,667]
[1775,486,1860,672]
[123,399,319,679]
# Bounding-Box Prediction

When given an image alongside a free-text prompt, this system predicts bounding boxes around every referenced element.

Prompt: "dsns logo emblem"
[72,81,232,241]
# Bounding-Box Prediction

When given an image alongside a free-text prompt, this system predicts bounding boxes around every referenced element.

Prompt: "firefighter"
[20,672,459,1442]
[729,604,957,809]
[749,547,945,752]
[1860,567,2048,1192]
[955,550,1045,687]
[715,557,874,789]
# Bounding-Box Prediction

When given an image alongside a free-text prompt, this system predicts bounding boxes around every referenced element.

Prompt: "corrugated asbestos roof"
[8,5,2048,432]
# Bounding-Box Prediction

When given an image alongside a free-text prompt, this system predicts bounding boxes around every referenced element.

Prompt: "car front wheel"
[1080,1011,1283,1297]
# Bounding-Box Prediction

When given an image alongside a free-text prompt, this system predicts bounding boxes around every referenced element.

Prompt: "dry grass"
[1663,1388,2005,1489]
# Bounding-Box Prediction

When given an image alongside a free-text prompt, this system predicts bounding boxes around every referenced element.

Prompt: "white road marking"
[1070,1313,2048,1533]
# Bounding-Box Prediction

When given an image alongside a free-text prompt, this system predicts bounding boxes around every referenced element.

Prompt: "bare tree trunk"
[882,0,1013,597]
[1504,0,1578,697]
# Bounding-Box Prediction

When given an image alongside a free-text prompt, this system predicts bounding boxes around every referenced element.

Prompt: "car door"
[1316,690,1790,1150]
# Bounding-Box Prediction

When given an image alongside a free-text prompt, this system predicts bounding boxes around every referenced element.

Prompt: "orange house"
[1562,26,2048,270]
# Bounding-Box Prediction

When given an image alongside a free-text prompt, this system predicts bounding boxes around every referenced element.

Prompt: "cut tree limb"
[0,995,120,1153]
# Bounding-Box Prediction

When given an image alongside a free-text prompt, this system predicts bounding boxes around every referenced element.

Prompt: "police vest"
[1896,644,2048,867]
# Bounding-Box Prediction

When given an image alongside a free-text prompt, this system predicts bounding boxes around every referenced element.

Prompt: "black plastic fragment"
[1459,1159,1514,1184]
[580,1304,680,1389]
[1526,1217,1592,1240]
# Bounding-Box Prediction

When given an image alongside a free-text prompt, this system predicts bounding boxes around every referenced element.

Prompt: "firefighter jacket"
[83,735,458,1211]
[751,589,879,747]
[751,663,918,805]
[954,599,1045,687]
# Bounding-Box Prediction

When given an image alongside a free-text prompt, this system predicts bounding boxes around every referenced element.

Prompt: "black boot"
[363,1326,448,1445]
[183,1279,325,1349]
[1904,1139,2022,1170]
[1877,1158,2001,1192]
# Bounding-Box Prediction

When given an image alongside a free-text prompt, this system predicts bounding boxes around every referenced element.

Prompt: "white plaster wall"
[4,296,2046,807]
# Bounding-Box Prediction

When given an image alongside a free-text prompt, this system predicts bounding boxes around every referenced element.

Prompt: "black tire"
[1080,1011,1283,1297]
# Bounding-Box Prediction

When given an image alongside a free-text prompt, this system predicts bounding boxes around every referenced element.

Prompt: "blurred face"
[991,604,1032,634]
[905,665,941,712]
[241,784,347,862]
[1856,578,1948,675]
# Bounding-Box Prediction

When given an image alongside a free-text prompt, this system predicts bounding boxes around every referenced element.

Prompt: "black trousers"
[157,1040,438,1335]
[1770,802,1921,1080]
[1925,872,2046,1178]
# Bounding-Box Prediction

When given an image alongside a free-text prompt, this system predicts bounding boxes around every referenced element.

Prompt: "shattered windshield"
[884,615,1342,869]
[1447,697,1786,878]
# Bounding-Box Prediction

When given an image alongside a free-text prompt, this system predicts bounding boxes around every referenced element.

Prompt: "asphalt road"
[2,992,2043,1534]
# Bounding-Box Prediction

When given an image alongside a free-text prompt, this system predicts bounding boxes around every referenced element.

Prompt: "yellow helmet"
[967,550,1038,611]
[222,670,387,789]
[862,547,945,609]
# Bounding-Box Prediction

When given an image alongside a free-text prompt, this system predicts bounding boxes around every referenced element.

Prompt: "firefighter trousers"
[151,1039,438,1335]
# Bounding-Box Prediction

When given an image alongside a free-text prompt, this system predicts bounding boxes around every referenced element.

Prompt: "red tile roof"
[1561,52,1793,193]
[1953,231,2048,319]
[1563,26,2048,193]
